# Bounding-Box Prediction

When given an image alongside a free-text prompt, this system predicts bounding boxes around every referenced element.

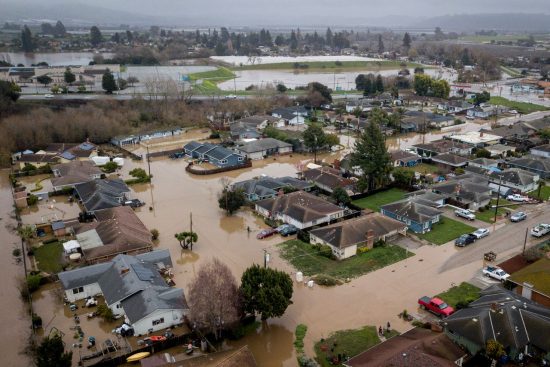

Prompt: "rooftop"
[508,258,550,296]
[382,200,443,223]
[445,131,501,145]
[236,138,292,153]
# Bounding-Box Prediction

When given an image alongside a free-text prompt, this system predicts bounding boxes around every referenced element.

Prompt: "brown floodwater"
[0,170,32,366]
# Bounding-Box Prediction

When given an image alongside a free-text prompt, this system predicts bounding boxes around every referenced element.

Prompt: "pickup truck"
[531,223,550,237]
[418,296,455,317]
[507,194,529,202]
[454,208,476,221]
[482,266,510,281]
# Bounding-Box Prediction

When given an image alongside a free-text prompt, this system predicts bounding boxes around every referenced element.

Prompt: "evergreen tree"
[402,32,411,49]
[240,265,293,320]
[351,120,392,192]
[21,26,34,52]
[375,75,384,93]
[126,30,134,43]
[64,68,75,85]
[290,30,298,51]
[90,26,102,47]
[303,123,326,163]
[54,21,66,37]
[101,70,117,94]
[377,34,385,54]
[35,335,72,367]
[325,27,333,47]
[111,32,120,43]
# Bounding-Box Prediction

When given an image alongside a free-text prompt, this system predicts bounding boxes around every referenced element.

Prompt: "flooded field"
[218,67,453,91]
[211,55,383,65]
[0,52,115,67]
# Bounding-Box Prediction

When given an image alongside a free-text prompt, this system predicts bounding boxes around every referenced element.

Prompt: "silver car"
[472,228,490,239]
[510,211,527,222]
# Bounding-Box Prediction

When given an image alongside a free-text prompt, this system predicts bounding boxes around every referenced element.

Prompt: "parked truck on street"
[482,266,510,281]
[418,296,455,317]
[531,223,550,237]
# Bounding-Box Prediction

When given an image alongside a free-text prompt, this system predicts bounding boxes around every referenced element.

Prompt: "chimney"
[365,230,375,249]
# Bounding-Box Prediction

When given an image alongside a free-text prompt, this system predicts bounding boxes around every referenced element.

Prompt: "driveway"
[440,206,486,229]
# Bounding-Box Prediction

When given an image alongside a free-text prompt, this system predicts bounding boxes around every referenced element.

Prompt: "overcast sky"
[1,0,549,27]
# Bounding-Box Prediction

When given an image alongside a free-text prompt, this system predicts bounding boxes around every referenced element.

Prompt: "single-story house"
[508,258,550,308]
[381,199,443,234]
[111,127,184,146]
[229,121,262,141]
[235,138,293,160]
[51,160,103,191]
[73,206,154,264]
[413,140,473,159]
[16,153,59,170]
[438,100,474,115]
[485,144,516,158]
[301,166,357,194]
[430,153,469,172]
[231,176,313,201]
[58,250,189,336]
[344,328,468,367]
[404,190,446,208]
[468,158,499,171]
[482,123,537,141]
[183,141,246,168]
[255,191,345,229]
[432,175,492,210]
[508,155,550,179]
[391,150,421,167]
[488,168,539,193]
[531,144,550,159]
[445,131,501,148]
[271,106,308,125]
[74,179,131,213]
[466,104,509,119]
[443,285,550,360]
[309,213,407,260]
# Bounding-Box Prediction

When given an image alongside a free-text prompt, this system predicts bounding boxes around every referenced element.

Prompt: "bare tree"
[188,258,241,339]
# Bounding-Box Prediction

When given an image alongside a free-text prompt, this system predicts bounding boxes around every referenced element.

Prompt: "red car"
[256,228,277,239]
[418,296,455,317]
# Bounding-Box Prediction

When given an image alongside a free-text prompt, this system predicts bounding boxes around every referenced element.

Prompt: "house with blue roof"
[183,141,245,168]
[58,249,189,335]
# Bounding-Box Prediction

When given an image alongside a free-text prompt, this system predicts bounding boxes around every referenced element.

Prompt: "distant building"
[531,144,550,159]
[183,141,246,168]
[390,150,421,167]
[508,155,550,179]
[430,153,469,172]
[301,166,357,194]
[271,106,308,125]
[231,176,313,202]
[235,138,293,160]
[111,127,184,147]
[445,131,501,148]
[413,139,473,158]
[51,161,102,191]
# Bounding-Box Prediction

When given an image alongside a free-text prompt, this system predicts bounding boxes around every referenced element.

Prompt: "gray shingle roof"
[122,287,187,324]
[236,138,292,153]
[381,200,443,223]
[58,262,112,289]
[75,179,130,212]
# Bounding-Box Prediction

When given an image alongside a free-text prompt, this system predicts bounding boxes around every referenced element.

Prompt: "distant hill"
[414,13,550,32]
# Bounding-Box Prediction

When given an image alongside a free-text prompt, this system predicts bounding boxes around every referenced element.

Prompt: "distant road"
[19,94,247,101]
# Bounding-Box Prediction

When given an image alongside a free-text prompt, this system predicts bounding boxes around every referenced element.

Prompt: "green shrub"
[150,229,159,240]
[96,304,115,322]
[311,274,342,286]
[294,324,308,353]
[27,194,39,206]
[26,274,42,292]
[12,248,21,257]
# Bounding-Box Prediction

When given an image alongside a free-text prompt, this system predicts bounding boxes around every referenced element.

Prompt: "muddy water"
[20,195,81,225]
[0,171,32,366]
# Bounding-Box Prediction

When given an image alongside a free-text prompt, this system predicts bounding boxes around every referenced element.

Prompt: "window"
[220,159,228,164]
[238,157,243,161]
[72,286,84,294]
[152,317,165,326]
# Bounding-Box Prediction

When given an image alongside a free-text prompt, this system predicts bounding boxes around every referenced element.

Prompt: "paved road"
[440,202,549,272]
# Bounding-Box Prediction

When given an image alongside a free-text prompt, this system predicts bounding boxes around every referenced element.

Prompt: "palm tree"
[175,231,199,250]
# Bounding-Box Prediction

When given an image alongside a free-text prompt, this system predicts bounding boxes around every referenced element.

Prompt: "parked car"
[418,296,455,317]
[455,234,477,247]
[44,93,55,98]
[507,194,529,202]
[256,228,277,239]
[510,211,527,222]
[124,199,145,208]
[482,266,510,281]
[472,228,490,239]
[279,224,298,236]
[455,208,476,221]
[531,223,550,237]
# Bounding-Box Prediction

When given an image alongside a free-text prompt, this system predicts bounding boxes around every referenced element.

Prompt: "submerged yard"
[278,239,413,281]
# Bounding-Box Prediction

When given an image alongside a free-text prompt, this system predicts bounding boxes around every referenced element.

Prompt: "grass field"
[188,67,235,94]
[233,60,425,71]
[489,96,548,115]
[34,241,64,274]
[351,188,407,212]
[416,217,476,245]
[529,184,550,201]
[435,282,480,308]
[459,34,528,43]
[475,199,519,223]
[500,66,522,78]
[278,239,413,281]
[314,326,398,367]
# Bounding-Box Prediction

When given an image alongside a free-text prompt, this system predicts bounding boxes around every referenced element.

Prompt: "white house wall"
[132,308,186,336]
[64,282,102,303]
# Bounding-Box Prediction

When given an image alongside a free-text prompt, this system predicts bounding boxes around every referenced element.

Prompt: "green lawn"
[188,67,236,95]
[416,217,476,245]
[314,326,398,367]
[476,199,519,223]
[529,185,550,201]
[278,239,413,281]
[34,241,64,274]
[435,282,480,308]
[489,96,548,115]
[351,188,407,212]
[233,60,425,71]
[500,66,522,78]
[401,163,441,175]
[459,34,528,43]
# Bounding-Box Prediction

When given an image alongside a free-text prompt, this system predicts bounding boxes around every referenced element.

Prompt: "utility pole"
[263,249,270,268]
[521,227,529,256]
[146,145,152,179]
[189,212,193,250]
[493,176,502,231]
